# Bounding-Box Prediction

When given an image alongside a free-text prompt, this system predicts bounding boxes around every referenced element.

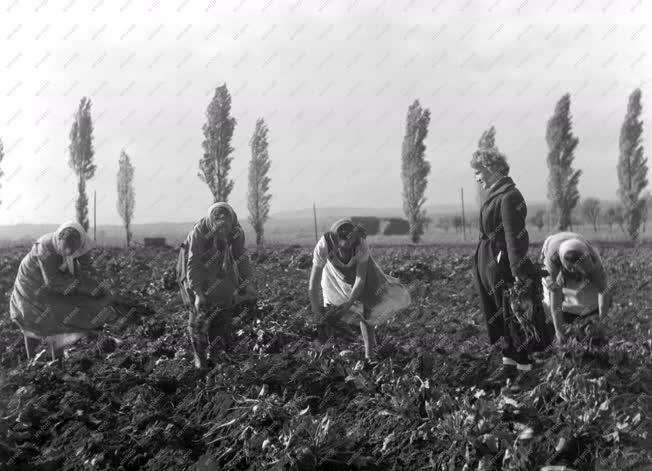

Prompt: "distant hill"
[270,204,463,220]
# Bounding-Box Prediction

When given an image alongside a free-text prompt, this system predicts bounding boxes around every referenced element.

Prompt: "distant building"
[144,237,167,248]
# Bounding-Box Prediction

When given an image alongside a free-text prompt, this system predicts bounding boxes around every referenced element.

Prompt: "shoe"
[193,355,208,369]
[485,365,518,386]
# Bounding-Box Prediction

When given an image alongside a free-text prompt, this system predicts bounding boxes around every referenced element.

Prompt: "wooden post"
[313,203,318,242]
[93,190,97,242]
[461,188,466,241]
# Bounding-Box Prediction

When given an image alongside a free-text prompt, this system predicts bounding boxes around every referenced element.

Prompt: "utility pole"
[313,203,319,242]
[93,190,97,242]
[461,187,466,241]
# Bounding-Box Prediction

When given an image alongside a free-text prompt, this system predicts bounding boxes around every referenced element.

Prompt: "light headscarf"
[559,238,594,274]
[324,218,366,264]
[53,221,93,275]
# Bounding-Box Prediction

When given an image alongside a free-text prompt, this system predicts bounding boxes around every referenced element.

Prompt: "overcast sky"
[0,0,650,225]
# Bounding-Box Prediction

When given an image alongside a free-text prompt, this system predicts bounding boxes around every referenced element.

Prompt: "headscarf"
[324,218,367,264]
[559,238,594,275]
[53,221,93,275]
[207,202,241,234]
[205,202,243,277]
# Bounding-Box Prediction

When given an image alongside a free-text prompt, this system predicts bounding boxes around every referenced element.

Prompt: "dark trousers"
[474,245,532,366]
[180,286,256,366]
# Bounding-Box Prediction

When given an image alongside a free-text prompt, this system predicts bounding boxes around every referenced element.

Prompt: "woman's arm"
[231,228,253,284]
[345,257,369,307]
[76,252,112,297]
[37,250,81,295]
[186,228,206,303]
[586,245,611,317]
[309,264,324,317]
[549,287,566,342]
[501,191,530,279]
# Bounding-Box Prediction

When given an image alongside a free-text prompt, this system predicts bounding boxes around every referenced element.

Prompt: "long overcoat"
[473,176,552,350]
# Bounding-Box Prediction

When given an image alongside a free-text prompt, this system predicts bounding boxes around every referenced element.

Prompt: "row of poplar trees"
[62,84,273,247]
[401,89,649,242]
[0,88,646,245]
[198,84,272,246]
[67,97,136,246]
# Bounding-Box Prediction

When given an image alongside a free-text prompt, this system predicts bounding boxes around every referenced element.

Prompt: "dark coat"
[176,217,253,308]
[477,176,533,282]
[10,234,116,337]
[473,176,551,350]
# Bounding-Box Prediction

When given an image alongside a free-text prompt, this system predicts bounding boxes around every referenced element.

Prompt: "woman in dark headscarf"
[309,218,410,360]
[177,202,256,368]
[471,147,553,389]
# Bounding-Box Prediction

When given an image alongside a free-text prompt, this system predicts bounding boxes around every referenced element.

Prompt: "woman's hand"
[194,292,207,311]
[598,292,612,317]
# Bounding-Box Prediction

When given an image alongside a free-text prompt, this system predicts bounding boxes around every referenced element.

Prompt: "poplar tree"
[117,150,135,246]
[401,99,431,243]
[199,84,236,202]
[68,97,96,231]
[546,94,581,230]
[247,118,272,247]
[617,88,648,240]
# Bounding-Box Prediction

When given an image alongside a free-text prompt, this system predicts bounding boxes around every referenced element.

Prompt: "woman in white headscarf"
[177,202,256,368]
[309,218,411,360]
[9,221,116,361]
[540,232,612,343]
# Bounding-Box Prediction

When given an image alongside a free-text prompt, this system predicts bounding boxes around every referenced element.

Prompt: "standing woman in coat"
[10,221,116,361]
[471,147,552,387]
[177,202,256,369]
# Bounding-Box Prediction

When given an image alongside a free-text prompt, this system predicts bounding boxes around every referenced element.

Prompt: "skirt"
[321,258,411,326]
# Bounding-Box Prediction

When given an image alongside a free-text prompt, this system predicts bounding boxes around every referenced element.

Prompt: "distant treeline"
[350,217,410,236]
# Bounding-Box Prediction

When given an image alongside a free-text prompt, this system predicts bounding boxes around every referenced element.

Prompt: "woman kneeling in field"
[309,218,411,360]
[10,221,117,362]
[177,202,256,369]
[540,232,612,344]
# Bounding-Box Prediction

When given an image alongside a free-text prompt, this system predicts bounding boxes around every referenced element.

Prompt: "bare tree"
[604,207,616,233]
[581,198,601,232]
